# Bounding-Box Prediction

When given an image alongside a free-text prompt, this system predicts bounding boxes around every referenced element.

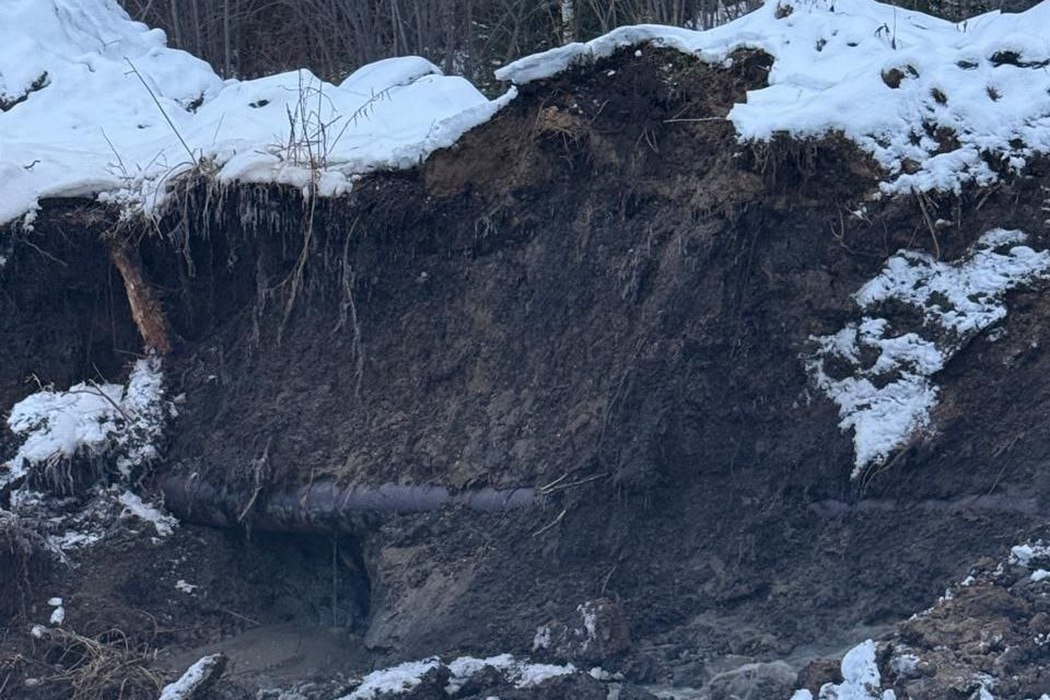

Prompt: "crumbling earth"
[2,45,1050,699]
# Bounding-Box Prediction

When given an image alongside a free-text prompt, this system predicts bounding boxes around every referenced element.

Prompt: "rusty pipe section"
[161,476,537,532]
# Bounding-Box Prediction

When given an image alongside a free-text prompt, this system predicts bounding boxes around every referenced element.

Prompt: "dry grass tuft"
[32,626,164,700]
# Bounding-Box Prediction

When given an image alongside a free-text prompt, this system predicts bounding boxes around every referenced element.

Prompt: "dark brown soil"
[2,45,1050,699]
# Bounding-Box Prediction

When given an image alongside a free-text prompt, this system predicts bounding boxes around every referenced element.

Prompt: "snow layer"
[340,658,442,700]
[2,357,171,489]
[807,230,1050,476]
[336,654,579,699]
[498,0,1050,194]
[158,654,225,700]
[0,0,513,225]
[4,0,1050,224]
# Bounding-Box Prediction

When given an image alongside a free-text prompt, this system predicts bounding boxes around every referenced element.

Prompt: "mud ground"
[2,46,1050,698]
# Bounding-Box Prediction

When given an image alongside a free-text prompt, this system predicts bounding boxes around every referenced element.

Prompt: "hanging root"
[106,232,172,355]
[334,217,364,398]
[278,186,318,343]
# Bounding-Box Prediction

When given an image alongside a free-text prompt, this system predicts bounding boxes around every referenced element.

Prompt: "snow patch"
[6,483,175,561]
[514,661,577,687]
[175,580,199,594]
[117,490,177,537]
[47,597,65,625]
[0,0,514,225]
[445,654,515,694]
[532,624,551,650]
[158,654,225,700]
[2,357,172,489]
[338,654,582,699]
[791,640,895,699]
[807,230,1050,476]
[340,658,441,700]
[1010,542,1050,568]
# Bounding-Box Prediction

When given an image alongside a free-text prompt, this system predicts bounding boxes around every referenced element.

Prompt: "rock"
[158,653,228,700]
[795,657,843,694]
[608,684,661,700]
[669,657,707,687]
[621,653,660,684]
[705,661,796,700]
[532,598,630,664]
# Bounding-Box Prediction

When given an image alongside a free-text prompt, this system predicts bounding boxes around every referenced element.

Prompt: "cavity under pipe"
[160,475,537,532]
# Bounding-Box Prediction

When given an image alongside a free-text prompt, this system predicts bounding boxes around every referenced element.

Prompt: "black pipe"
[161,475,537,532]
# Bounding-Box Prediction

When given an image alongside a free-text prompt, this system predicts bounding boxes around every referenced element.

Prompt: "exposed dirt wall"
[3,45,1050,696]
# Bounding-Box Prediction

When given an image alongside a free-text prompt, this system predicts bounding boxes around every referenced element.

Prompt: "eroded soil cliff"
[2,46,1050,699]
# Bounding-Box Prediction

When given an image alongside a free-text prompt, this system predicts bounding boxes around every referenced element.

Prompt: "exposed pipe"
[161,476,537,532]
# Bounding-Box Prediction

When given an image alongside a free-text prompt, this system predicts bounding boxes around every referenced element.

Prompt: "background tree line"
[118,0,1036,92]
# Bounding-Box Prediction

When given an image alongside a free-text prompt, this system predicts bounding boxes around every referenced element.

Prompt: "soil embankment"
[3,46,1050,698]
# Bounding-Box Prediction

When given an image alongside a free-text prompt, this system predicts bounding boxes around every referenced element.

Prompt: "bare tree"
[560,0,576,43]
[120,0,776,88]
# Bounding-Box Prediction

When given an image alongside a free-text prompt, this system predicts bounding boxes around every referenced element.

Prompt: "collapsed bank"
[3,0,1050,698]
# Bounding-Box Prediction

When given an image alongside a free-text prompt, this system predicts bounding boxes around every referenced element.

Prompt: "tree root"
[107,235,171,355]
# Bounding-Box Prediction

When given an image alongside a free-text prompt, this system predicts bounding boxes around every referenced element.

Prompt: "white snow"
[0,0,513,225]
[807,230,1050,476]
[3,379,124,486]
[446,654,576,691]
[175,580,198,594]
[1031,569,1050,582]
[791,640,896,700]
[514,661,577,687]
[117,490,177,537]
[854,229,1050,336]
[47,598,65,625]
[532,624,552,650]
[974,675,997,700]
[444,654,517,694]
[1,357,170,489]
[338,658,441,700]
[47,528,104,552]
[1010,542,1050,567]
[498,0,1050,195]
[158,654,225,700]
[336,654,581,699]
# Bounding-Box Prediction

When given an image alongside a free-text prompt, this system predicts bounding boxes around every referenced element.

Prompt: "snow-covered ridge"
[0,0,512,225]
[337,654,581,699]
[3,0,1049,225]
[499,0,1050,195]
[807,229,1050,476]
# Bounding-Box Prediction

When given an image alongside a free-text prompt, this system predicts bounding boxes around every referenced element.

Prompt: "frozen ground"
[3,0,1050,226]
